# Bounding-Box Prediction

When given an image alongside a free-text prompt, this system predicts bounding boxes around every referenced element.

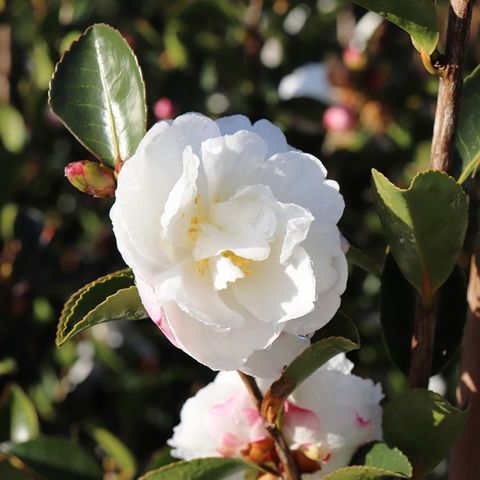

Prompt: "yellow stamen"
[222,250,252,276]
[196,259,209,276]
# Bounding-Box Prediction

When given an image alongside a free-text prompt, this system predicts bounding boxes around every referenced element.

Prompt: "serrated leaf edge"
[56,268,134,345]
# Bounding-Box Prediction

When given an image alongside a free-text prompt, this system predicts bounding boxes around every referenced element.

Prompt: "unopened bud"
[65,161,116,198]
[323,106,356,132]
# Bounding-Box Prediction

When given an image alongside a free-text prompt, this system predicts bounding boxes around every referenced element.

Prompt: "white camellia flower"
[168,354,383,479]
[110,113,347,376]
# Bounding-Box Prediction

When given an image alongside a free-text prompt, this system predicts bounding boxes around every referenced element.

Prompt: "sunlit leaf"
[383,389,467,477]
[351,0,439,54]
[49,23,146,167]
[56,269,147,346]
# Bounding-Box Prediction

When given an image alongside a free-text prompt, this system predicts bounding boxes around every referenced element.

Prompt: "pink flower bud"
[153,97,175,120]
[323,106,356,132]
[65,161,116,198]
[343,47,367,71]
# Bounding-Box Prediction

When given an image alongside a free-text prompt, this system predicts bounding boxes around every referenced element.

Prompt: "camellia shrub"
[1,0,479,479]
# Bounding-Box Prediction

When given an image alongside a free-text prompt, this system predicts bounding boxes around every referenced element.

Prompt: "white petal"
[252,119,290,156]
[112,113,220,269]
[154,260,244,330]
[209,255,245,291]
[193,185,278,262]
[260,150,344,224]
[160,146,199,252]
[201,130,267,202]
[240,333,310,378]
[232,247,315,324]
[161,300,282,371]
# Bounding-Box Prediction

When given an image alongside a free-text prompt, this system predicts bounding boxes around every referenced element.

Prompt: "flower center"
[221,250,253,276]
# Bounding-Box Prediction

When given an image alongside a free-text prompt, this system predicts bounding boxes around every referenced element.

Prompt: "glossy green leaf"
[6,437,102,480]
[457,64,480,183]
[351,0,439,54]
[380,253,467,375]
[262,314,359,423]
[323,465,408,480]
[383,389,467,477]
[372,169,468,305]
[353,442,412,477]
[0,105,27,153]
[56,269,147,346]
[49,23,146,167]
[86,425,136,480]
[139,458,263,480]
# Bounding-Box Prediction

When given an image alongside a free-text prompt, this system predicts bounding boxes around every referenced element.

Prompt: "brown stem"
[238,371,301,480]
[408,296,438,388]
[431,0,473,173]
[408,0,473,389]
[449,249,480,479]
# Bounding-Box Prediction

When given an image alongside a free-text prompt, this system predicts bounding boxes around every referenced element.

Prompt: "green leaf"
[380,253,467,375]
[56,269,147,346]
[353,442,412,477]
[372,169,468,305]
[346,245,381,278]
[323,465,408,480]
[457,64,480,183]
[351,0,439,54]
[383,389,467,477]
[262,314,359,423]
[0,357,17,376]
[0,384,40,444]
[139,458,264,480]
[8,385,40,444]
[0,105,27,153]
[86,425,136,480]
[6,437,102,480]
[49,23,146,167]
[0,460,33,480]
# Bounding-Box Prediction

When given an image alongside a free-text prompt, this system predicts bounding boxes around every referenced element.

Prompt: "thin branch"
[409,0,474,389]
[431,0,473,173]
[238,371,301,480]
[408,297,438,388]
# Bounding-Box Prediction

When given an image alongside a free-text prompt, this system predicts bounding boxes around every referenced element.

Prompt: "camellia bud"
[153,97,175,120]
[323,105,356,132]
[65,161,116,198]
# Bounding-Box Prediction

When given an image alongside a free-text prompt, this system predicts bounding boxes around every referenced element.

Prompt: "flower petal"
[201,130,268,202]
[161,300,282,371]
[240,333,309,378]
[232,247,315,324]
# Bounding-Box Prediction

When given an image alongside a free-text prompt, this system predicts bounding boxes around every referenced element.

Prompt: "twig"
[238,371,301,480]
[431,0,473,173]
[409,0,473,389]
[408,297,438,388]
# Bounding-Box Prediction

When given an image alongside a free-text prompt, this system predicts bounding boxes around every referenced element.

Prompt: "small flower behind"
[110,113,347,376]
[168,354,383,479]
